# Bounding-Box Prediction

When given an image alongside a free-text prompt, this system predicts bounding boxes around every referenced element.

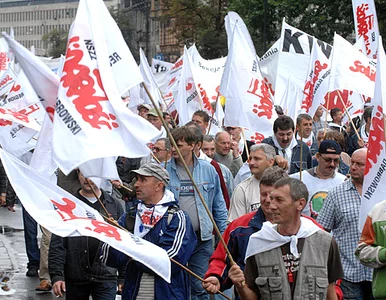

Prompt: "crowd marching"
[1,0,386,299]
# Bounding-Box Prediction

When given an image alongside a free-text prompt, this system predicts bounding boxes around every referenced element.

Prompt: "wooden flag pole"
[241,128,250,160]
[141,82,236,266]
[207,92,220,135]
[323,93,330,137]
[85,178,111,219]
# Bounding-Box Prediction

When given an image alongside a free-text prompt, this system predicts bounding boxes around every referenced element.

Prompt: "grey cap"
[130,163,170,185]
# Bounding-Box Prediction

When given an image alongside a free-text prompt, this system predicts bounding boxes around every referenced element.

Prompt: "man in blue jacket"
[166,126,228,300]
[102,163,197,299]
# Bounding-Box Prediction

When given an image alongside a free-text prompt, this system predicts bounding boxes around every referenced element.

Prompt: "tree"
[162,0,228,59]
[42,28,68,58]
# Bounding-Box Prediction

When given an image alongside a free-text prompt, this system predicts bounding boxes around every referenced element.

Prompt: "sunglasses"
[319,155,340,164]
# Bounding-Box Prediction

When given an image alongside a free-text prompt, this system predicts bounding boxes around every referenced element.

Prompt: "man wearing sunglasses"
[290,140,346,218]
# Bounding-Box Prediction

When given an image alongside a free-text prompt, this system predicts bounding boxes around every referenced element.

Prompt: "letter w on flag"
[53,0,160,176]
[0,148,171,282]
[359,37,386,230]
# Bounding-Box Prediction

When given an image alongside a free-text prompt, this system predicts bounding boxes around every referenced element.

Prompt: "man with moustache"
[262,116,312,174]
[291,140,346,218]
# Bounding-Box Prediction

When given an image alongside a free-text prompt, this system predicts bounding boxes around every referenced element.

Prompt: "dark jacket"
[103,197,197,300]
[48,189,124,285]
[262,136,312,174]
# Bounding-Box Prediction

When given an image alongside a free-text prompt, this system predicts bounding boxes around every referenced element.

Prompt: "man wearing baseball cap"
[290,140,346,218]
[147,108,167,138]
[137,104,151,119]
[102,163,197,300]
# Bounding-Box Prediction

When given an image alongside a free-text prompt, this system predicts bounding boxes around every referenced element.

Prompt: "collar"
[343,179,357,191]
[248,208,266,230]
[272,134,298,151]
[309,166,336,179]
[170,153,198,170]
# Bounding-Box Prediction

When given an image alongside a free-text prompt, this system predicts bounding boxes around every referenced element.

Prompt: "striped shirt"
[317,180,373,282]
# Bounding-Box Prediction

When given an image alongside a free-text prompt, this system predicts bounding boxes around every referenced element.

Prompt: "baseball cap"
[318,140,342,155]
[147,108,159,117]
[137,104,151,111]
[130,163,170,185]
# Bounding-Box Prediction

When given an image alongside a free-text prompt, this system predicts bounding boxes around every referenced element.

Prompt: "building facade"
[0,0,120,56]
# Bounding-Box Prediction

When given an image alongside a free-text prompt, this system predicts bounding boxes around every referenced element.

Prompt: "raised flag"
[0,148,171,282]
[139,48,162,107]
[0,37,12,77]
[0,67,16,97]
[259,38,280,100]
[352,0,379,59]
[52,0,160,176]
[220,16,275,137]
[359,37,386,229]
[329,33,376,99]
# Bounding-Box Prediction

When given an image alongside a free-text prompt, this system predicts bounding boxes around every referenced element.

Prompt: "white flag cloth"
[259,38,280,101]
[152,58,173,74]
[139,48,162,107]
[189,45,226,135]
[175,46,202,126]
[0,37,12,77]
[2,69,41,111]
[282,77,302,123]
[301,38,332,117]
[329,33,376,98]
[0,66,16,97]
[0,106,41,131]
[3,32,59,120]
[0,148,171,282]
[359,37,386,230]
[53,0,160,176]
[352,0,379,59]
[221,17,275,138]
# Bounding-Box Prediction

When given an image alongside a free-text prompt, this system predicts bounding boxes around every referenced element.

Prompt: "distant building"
[0,0,120,56]
[123,0,181,62]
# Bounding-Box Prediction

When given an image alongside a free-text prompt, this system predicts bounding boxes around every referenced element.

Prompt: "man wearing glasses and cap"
[290,140,346,218]
[102,163,197,300]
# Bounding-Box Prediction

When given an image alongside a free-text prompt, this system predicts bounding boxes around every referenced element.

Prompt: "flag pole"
[241,128,250,160]
[141,82,236,266]
[207,92,220,135]
[101,215,231,300]
[85,178,111,218]
[323,93,330,137]
[337,90,361,141]
[299,131,303,181]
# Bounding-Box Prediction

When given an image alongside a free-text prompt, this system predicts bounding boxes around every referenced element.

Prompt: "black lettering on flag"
[317,40,332,59]
[282,30,304,54]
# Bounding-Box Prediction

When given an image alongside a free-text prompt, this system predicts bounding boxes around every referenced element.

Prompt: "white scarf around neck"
[245,217,321,262]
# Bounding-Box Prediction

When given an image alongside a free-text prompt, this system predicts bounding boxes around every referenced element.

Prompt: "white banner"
[0,148,171,282]
[139,48,162,107]
[221,16,275,138]
[0,37,12,77]
[260,38,280,101]
[352,0,379,59]
[359,38,386,230]
[151,58,173,74]
[275,20,331,108]
[329,33,376,98]
[53,0,160,176]
[0,67,16,97]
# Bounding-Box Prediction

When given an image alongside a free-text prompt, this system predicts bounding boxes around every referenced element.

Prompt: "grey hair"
[273,178,309,202]
[317,128,331,135]
[260,166,289,187]
[156,138,171,150]
[250,143,276,160]
[203,135,214,142]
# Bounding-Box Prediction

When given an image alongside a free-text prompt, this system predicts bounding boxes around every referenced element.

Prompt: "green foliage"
[42,28,68,58]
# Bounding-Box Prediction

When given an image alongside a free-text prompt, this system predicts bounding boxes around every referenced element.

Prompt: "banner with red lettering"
[220,15,275,137]
[2,32,59,121]
[175,46,202,126]
[301,38,332,117]
[0,37,12,78]
[352,0,379,59]
[0,148,171,282]
[259,38,280,101]
[189,45,226,134]
[275,20,332,108]
[0,67,16,97]
[2,70,41,111]
[359,38,386,230]
[52,0,160,175]
[329,33,376,98]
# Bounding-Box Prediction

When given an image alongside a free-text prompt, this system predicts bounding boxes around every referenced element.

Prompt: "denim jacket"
[166,157,228,241]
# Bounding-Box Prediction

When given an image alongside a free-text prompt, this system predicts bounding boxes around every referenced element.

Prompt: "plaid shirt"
[312,119,326,136]
[317,180,373,282]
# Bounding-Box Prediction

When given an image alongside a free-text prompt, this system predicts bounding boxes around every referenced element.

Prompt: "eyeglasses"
[152,147,168,152]
[319,155,340,164]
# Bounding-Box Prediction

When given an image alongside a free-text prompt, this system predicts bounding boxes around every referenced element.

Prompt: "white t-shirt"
[228,176,260,222]
[291,169,346,218]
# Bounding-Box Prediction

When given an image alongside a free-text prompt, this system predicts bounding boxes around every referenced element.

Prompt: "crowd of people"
[1,102,385,300]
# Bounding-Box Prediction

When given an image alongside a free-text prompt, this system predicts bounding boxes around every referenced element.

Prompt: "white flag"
[329,33,376,98]
[0,37,12,77]
[175,46,202,126]
[359,37,386,230]
[139,48,162,107]
[151,58,173,74]
[0,67,16,97]
[53,0,160,176]
[0,148,171,282]
[282,77,302,122]
[220,17,275,137]
[301,38,332,117]
[352,0,379,59]
[259,38,280,101]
